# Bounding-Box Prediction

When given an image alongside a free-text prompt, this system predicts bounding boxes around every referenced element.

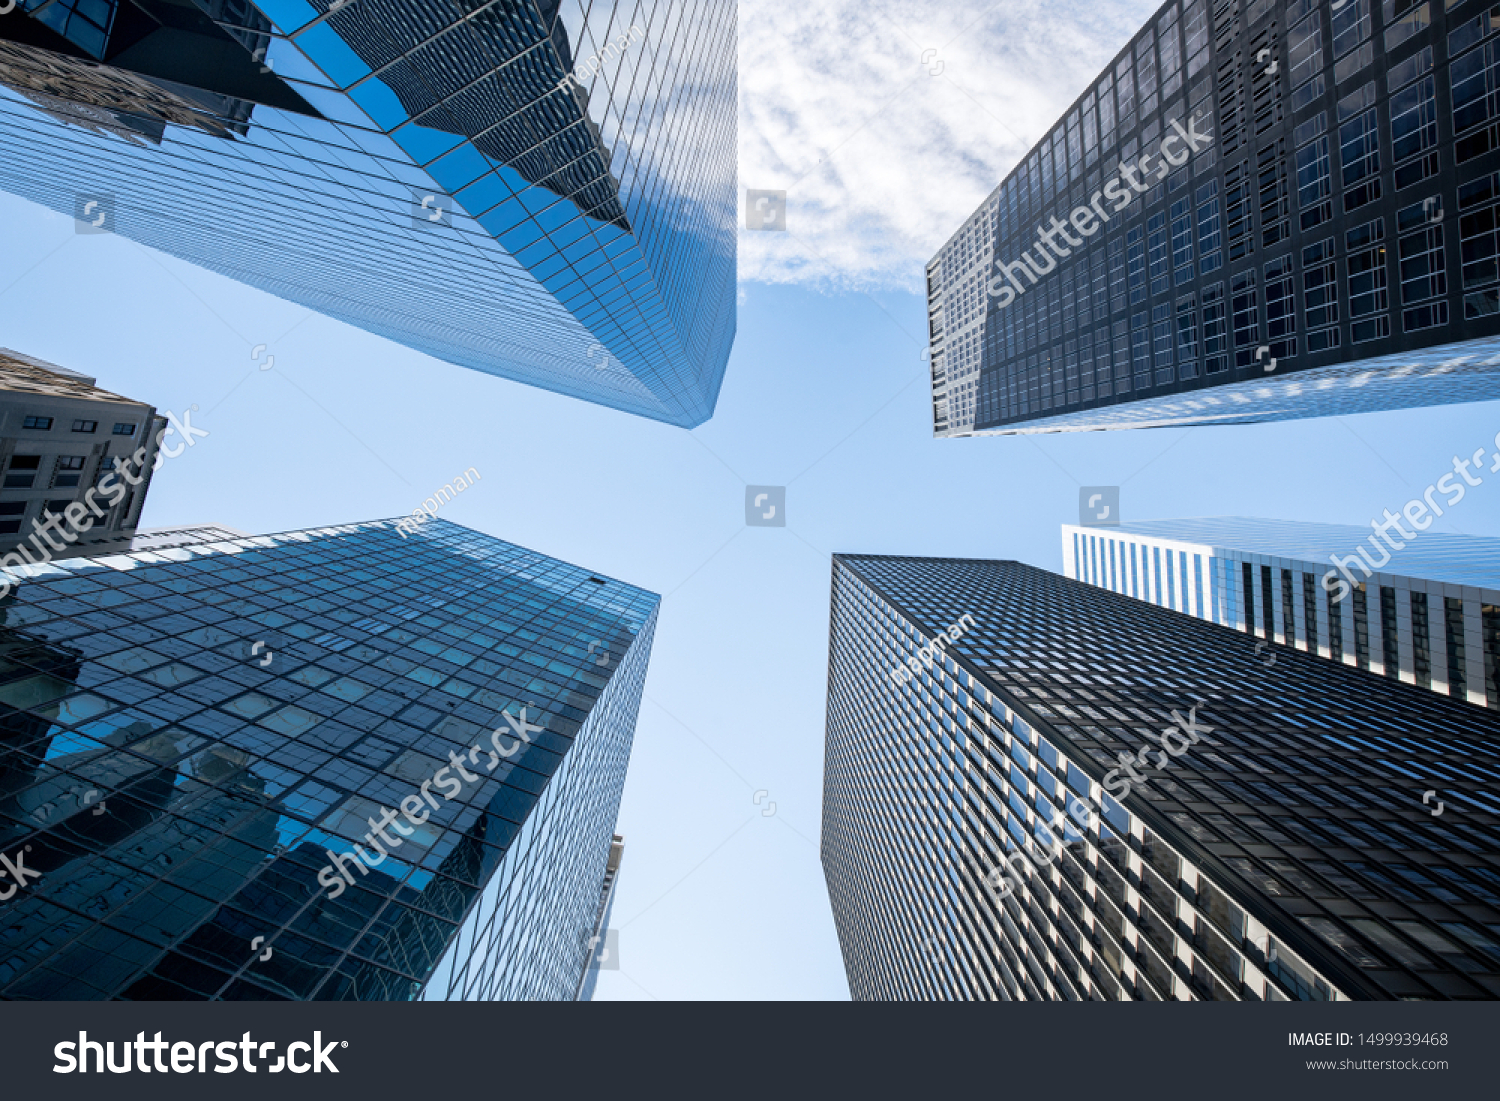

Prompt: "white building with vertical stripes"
[1061,517,1500,710]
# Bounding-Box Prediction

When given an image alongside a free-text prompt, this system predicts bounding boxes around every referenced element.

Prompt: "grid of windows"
[0,519,656,1000]
[0,2,737,428]
[934,0,1500,437]
[826,555,1500,1001]
[1063,518,1500,713]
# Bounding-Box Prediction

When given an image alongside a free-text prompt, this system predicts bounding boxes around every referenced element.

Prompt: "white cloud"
[739,0,1159,292]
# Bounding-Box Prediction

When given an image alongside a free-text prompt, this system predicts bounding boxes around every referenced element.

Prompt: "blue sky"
[3,0,1500,1001]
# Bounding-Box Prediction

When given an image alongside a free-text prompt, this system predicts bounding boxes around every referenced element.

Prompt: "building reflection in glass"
[0,518,656,1000]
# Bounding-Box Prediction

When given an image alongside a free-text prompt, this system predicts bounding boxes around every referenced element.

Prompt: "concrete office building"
[1063,516,1500,709]
[0,347,164,559]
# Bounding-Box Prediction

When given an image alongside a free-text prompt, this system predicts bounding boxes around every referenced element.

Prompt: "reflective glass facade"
[1063,517,1500,709]
[929,0,1500,436]
[0,1,737,427]
[0,518,657,1000]
[824,554,1500,1000]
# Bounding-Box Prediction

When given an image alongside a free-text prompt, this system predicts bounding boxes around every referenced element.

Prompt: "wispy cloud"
[739,0,1158,292]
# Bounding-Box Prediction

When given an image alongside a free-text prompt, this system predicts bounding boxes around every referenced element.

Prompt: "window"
[1411,592,1432,690]
[1453,32,1500,135]
[1159,11,1182,99]
[1451,35,1500,161]
[1196,179,1223,273]
[1171,197,1195,283]
[44,500,72,516]
[1232,270,1260,368]
[1201,282,1228,373]
[1117,57,1136,130]
[112,422,136,436]
[1382,587,1401,679]
[1445,596,1467,700]
[5,454,39,488]
[1113,319,1132,394]
[1302,572,1320,654]
[1137,33,1159,118]
[1459,171,1500,318]
[1153,303,1174,385]
[1262,565,1276,642]
[1302,237,1340,351]
[1346,218,1390,342]
[21,416,51,430]
[1296,135,1332,230]
[70,419,98,433]
[1109,237,1127,310]
[1259,140,1290,248]
[1353,584,1371,670]
[1399,213,1448,332]
[1242,562,1256,634]
[1098,74,1116,148]
[1148,212,1171,295]
[1132,312,1151,389]
[1339,104,1382,213]
[1265,255,1297,358]
[1128,226,1147,305]
[1329,581,1345,661]
[1094,327,1111,399]
[1288,10,1324,89]
[1224,162,1254,261]
[53,455,86,489]
[1332,0,1370,59]
[1486,604,1500,708]
[1092,248,1109,322]
[1391,74,1439,167]
[1176,293,1199,374]
[1385,1,1430,51]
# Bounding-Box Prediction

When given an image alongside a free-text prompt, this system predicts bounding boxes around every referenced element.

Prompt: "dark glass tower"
[0,518,657,1000]
[929,0,1500,436]
[0,1,737,427]
[823,553,1500,1000]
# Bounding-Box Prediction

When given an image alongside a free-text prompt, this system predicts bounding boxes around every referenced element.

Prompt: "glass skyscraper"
[0,1,737,428]
[823,553,1500,1000]
[0,517,657,1000]
[929,0,1500,436]
[1063,516,1500,709]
